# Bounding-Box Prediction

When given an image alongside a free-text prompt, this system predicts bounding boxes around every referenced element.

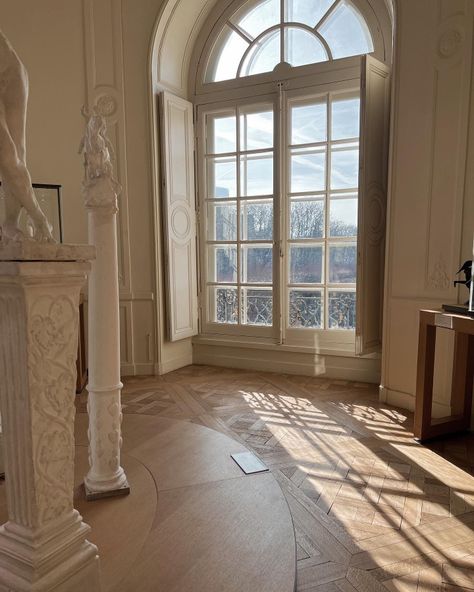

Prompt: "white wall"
[381,0,474,411]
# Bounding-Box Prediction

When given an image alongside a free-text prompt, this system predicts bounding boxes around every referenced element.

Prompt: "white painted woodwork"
[356,55,391,355]
[0,245,101,592]
[160,91,199,341]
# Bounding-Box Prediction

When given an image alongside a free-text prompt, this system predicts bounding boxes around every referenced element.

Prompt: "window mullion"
[236,105,242,325]
[280,0,285,63]
[278,83,287,344]
[325,93,332,330]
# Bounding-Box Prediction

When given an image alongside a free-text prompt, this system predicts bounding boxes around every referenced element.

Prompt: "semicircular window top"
[205,0,374,83]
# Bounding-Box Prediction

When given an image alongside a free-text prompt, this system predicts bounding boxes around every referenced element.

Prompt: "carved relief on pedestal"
[28,294,79,523]
[107,397,122,473]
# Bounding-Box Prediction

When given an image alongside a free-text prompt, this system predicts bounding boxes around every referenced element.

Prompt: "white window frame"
[189,0,390,100]
[283,85,360,347]
[196,62,364,352]
[197,93,281,339]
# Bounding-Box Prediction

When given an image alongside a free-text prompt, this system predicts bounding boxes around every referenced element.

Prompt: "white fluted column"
[84,197,129,500]
[0,242,101,592]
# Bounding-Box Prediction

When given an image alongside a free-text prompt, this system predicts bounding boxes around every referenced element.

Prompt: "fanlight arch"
[204,0,376,83]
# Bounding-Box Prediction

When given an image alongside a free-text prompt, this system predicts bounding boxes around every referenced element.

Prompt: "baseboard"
[380,387,415,412]
[193,343,380,383]
[379,387,451,418]
[121,363,135,376]
[121,363,155,377]
[155,354,193,375]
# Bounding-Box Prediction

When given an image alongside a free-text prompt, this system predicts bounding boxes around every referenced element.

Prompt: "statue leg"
[2,183,24,240]
[0,90,53,242]
[0,112,24,241]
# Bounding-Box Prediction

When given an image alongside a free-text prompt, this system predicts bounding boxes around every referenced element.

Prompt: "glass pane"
[328,244,356,283]
[207,26,249,82]
[211,286,238,324]
[319,0,373,59]
[241,29,281,76]
[291,149,326,193]
[328,290,356,329]
[206,113,236,154]
[331,149,359,189]
[329,197,357,237]
[285,27,328,68]
[207,157,237,198]
[291,101,327,145]
[234,0,280,39]
[240,108,274,150]
[241,200,273,240]
[289,290,322,328]
[290,199,324,239]
[207,202,237,241]
[290,245,324,284]
[240,153,273,196]
[208,245,237,283]
[241,245,273,283]
[331,97,360,140]
[241,288,273,325]
[285,0,336,27]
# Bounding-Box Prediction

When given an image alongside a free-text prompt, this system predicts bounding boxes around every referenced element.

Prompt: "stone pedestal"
[0,243,101,592]
[84,206,129,500]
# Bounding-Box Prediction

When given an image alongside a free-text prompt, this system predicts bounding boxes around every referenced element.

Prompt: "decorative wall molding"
[119,301,134,367]
[424,5,472,295]
[438,28,463,59]
[95,93,118,117]
[82,0,132,295]
[427,254,451,290]
[367,182,386,246]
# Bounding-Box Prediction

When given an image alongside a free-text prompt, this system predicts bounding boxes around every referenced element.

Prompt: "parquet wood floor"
[78,365,474,591]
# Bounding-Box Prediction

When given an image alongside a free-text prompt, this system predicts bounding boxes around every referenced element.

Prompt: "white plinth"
[0,243,101,592]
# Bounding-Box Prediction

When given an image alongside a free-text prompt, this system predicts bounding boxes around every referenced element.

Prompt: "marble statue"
[0,30,53,242]
[79,107,121,212]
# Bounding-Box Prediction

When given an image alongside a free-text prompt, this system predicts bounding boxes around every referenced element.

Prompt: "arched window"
[205,0,374,82]
[160,0,391,356]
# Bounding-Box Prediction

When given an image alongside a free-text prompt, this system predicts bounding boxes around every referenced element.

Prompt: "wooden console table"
[414,309,474,441]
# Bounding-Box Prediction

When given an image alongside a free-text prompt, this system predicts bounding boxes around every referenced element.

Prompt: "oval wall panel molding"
[170,204,191,241]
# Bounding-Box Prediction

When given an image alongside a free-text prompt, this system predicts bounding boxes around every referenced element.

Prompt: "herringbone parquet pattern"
[77,366,474,591]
